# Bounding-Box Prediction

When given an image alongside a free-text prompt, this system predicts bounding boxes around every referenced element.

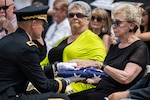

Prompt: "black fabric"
[113,0,148,3]
[33,39,47,61]
[14,5,49,21]
[98,32,110,39]
[143,41,150,63]
[32,0,48,5]
[0,87,69,100]
[69,88,117,100]
[68,40,149,100]
[96,40,149,91]
[44,65,54,79]
[48,38,69,64]
[140,25,150,64]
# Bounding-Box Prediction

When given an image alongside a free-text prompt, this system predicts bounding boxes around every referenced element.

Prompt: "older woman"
[68,3,149,100]
[89,8,112,53]
[40,1,107,94]
[42,1,107,64]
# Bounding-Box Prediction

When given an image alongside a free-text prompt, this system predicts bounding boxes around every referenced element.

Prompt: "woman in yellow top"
[42,1,107,94]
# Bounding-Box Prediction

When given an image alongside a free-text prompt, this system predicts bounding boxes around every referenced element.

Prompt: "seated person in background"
[68,3,149,100]
[0,0,17,39]
[89,8,112,53]
[44,0,71,54]
[108,72,150,100]
[41,1,107,94]
[136,2,150,63]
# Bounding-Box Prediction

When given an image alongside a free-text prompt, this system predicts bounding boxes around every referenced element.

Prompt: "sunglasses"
[0,4,13,10]
[142,13,148,16]
[91,16,103,22]
[112,20,129,27]
[68,13,87,18]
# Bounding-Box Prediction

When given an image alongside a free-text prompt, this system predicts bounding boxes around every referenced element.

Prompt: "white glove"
[56,62,77,70]
[63,76,86,85]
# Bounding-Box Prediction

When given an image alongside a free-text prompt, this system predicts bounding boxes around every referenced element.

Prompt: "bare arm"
[69,60,142,84]
[103,63,142,84]
[135,28,150,41]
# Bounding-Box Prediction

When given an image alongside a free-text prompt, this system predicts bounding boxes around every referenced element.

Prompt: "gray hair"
[112,4,141,26]
[68,1,91,17]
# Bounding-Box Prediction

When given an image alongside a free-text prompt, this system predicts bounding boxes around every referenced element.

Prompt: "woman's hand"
[69,59,102,69]
[86,77,101,84]
[108,91,129,100]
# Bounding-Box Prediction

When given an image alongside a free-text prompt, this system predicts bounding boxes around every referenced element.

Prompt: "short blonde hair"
[112,4,141,27]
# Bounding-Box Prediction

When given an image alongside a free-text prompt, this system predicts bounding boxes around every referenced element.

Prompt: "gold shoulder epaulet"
[26,41,38,48]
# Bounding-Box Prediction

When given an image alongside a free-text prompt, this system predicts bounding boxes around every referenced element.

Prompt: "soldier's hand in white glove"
[63,76,86,85]
[56,62,77,70]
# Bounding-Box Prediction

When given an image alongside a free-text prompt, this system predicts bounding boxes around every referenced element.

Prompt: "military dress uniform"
[0,6,69,100]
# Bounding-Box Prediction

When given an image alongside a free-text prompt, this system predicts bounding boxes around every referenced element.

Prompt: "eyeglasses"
[0,4,14,10]
[68,13,87,18]
[91,16,103,22]
[112,20,130,27]
[142,13,148,17]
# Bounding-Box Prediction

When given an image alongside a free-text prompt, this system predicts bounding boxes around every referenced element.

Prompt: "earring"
[129,29,133,32]
[101,26,107,33]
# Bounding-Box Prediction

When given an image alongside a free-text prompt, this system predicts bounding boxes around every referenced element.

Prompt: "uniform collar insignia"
[26,41,38,48]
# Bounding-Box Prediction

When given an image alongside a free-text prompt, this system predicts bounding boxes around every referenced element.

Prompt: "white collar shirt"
[44,18,71,54]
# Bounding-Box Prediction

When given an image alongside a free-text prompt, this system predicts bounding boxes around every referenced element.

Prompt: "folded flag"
[57,67,108,78]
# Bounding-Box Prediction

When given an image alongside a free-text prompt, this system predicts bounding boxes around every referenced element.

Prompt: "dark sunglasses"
[112,20,129,27]
[91,16,103,22]
[68,13,87,18]
[0,4,13,10]
[142,13,148,16]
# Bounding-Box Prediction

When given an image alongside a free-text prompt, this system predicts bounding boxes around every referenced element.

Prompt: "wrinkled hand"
[63,76,86,85]
[86,77,101,84]
[56,62,77,70]
[3,19,15,33]
[110,34,118,45]
[69,59,88,68]
[69,59,102,69]
[108,91,129,100]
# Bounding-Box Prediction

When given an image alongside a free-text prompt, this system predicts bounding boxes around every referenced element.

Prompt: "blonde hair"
[112,4,141,27]
[92,8,111,34]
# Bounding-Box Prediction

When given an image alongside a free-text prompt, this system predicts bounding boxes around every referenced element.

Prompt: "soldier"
[0,5,69,100]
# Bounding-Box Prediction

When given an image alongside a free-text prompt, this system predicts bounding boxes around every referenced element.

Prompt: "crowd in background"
[1,0,150,100]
